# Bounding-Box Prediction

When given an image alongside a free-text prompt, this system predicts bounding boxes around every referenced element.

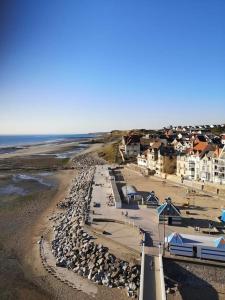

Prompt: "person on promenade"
[201,180,205,190]
[181,175,184,184]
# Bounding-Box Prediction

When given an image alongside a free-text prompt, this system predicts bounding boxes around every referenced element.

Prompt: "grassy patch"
[97,141,122,164]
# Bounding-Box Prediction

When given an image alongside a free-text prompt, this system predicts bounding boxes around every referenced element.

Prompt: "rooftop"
[167,233,225,249]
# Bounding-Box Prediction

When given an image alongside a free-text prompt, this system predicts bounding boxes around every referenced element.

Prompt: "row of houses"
[120,131,225,185]
[164,123,225,132]
[177,142,225,184]
[137,142,177,176]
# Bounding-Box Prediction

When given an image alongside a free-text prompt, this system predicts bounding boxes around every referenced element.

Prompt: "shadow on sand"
[183,217,221,230]
[163,259,219,300]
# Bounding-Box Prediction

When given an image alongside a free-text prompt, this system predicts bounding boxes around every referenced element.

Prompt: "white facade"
[137,149,162,175]
[177,146,225,185]
[147,149,159,173]
[137,154,148,168]
[221,136,225,145]
[176,154,196,180]
[121,136,140,158]
[213,157,225,185]
[198,155,213,182]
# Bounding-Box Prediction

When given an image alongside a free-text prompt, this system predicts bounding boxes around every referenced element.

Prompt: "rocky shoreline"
[50,154,140,298]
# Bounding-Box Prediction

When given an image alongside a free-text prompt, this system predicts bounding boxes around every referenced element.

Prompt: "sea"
[0,134,95,197]
[0,134,95,148]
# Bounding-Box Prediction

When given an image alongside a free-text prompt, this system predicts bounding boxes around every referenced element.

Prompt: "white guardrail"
[159,254,167,300]
[139,234,145,300]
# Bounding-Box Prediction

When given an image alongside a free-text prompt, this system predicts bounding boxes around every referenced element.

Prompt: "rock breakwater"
[51,155,140,298]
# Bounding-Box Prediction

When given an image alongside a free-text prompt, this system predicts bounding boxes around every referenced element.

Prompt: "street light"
[163,209,166,256]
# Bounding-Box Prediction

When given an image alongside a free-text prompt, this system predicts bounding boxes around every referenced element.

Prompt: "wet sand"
[0,141,84,159]
[0,170,76,299]
[0,142,104,300]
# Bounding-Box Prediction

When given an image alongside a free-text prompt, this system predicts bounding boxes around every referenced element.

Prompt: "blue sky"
[0,0,225,134]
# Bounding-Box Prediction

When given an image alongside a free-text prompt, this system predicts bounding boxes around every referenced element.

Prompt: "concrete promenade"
[91,165,166,300]
[141,233,165,300]
[90,165,141,251]
[91,165,163,248]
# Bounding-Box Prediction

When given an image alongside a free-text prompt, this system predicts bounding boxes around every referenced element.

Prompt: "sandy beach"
[3,139,225,300]
[0,140,106,300]
[0,139,95,159]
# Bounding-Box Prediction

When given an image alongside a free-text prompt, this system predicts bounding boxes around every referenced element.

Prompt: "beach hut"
[157,197,182,225]
[198,236,225,261]
[214,237,225,249]
[221,210,225,223]
[167,232,183,245]
[166,233,225,261]
[166,232,193,257]
[146,191,159,207]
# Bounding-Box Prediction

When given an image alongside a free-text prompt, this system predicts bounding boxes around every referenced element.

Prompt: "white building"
[138,143,176,176]
[121,135,140,158]
[172,139,192,153]
[177,145,225,184]
[137,152,148,168]
[176,154,196,180]
[221,134,225,145]
[212,146,225,184]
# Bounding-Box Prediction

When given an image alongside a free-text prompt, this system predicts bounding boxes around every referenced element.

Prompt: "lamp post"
[163,210,166,256]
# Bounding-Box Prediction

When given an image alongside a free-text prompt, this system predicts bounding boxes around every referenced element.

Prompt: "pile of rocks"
[51,154,140,298]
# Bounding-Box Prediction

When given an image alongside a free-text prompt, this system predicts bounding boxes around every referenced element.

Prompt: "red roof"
[193,142,208,152]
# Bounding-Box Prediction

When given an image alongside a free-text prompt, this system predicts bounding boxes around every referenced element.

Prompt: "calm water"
[0,134,94,148]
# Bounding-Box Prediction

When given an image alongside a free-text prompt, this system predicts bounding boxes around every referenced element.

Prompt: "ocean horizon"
[0,134,95,148]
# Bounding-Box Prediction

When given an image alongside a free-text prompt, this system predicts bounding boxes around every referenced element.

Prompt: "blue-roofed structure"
[221,210,225,223]
[167,232,183,245]
[157,197,182,225]
[214,237,225,249]
[166,233,225,262]
[146,191,159,207]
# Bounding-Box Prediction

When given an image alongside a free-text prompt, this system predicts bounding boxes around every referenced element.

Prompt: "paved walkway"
[91,165,166,300]
[143,254,164,300]
[90,165,141,251]
[91,165,162,248]
[142,233,164,300]
[143,254,156,300]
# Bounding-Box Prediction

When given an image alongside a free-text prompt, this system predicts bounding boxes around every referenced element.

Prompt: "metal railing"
[139,233,146,300]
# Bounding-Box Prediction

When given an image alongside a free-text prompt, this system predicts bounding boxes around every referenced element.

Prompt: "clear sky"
[0,0,225,134]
